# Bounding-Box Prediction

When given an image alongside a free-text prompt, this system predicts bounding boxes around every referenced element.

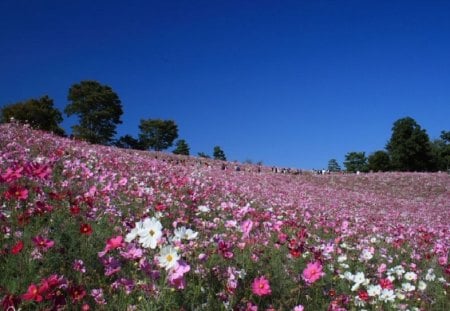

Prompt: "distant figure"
[221,163,226,170]
[235,165,241,172]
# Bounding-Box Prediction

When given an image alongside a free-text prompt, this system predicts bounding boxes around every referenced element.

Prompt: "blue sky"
[1,0,449,169]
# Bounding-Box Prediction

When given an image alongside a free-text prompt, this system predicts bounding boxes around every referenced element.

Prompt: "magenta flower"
[73,259,86,273]
[32,236,55,251]
[302,261,324,284]
[251,276,272,296]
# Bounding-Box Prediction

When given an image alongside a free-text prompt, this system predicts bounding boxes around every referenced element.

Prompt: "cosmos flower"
[22,284,44,302]
[80,223,93,235]
[302,261,324,284]
[157,245,180,271]
[32,236,55,251]
[251,276,272,296]
[173,226,198,241]
[98,236,124,257]
[11,240,24,254]
[138,217,163,249]
[125,219,145,243]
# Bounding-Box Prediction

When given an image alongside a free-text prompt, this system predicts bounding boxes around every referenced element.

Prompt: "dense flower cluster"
[0,123,449,310]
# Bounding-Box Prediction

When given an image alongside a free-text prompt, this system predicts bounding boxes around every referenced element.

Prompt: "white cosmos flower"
[418,280,427,291]
[337,255,347,263]
[198,205,210,213]
[174,226,198,240]
[367,284,382,297]
[138,217,163,249]
[396,291,406,300]
[360,249,373,261]
[157,245,180,270]
[404,272,417,281]
[125,220,144,243]
[425,269,435,281]
[378,289,396,303]
[402,282,415,292]
[351,272,369,291]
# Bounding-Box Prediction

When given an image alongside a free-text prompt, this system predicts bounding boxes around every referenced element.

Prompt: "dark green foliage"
[139,119,178,151]
[197,152,210,158]
[431,131,450,171]
[386,117,434,171]
[343,152,368,173]
[114,134,145,150]
[213,146,226,161]
[368,150,391,172]
[65,80,123,145]
[1,95,65,136]
[173,139,190,155]
[327,159,341,172]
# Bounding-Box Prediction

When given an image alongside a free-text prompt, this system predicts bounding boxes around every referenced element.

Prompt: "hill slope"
[1,122,449,310]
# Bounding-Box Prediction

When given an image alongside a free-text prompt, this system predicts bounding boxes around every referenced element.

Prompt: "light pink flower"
[251,276,271,296]
[241,219,254,238]
[302,261,324,284]
[168,260,190,289]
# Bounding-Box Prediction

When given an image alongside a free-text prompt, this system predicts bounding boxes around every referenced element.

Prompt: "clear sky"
[1,0,449,169]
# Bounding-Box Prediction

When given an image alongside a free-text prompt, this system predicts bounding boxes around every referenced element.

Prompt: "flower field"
[1,123,449,311]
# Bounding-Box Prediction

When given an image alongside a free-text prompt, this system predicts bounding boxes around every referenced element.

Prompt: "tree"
[198,152,210,159]
[114,134,145,150]
[1,95,65,136]
[213,146,226,161]
[327,159,341,172]
[431,130,450,171]
[386,117,433,171]
[367,150,391,172]
[343,152,368,173]
[65,80,123,145]
[139,119,178,151]
[173,139,190,155]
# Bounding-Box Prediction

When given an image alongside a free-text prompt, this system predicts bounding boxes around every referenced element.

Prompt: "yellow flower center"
[166,254,173,262]
[149,229,155,236]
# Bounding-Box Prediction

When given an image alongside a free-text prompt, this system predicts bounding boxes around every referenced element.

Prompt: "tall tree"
[368,150,391,172]
[1,95,65,136]
[343,152,368,173]
[386,117,433,171]
[173,139,190,155]
[213,146,226,161]
[431,130,450,171]
[327,159,341,172]
[114,134,145,150]
[139,119,178,151]
[65,80,123,145]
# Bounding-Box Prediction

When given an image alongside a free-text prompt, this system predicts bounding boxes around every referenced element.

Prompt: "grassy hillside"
[1,122,449,310]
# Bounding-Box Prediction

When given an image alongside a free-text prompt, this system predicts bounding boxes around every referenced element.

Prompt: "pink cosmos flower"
[98,235,124,257]
[5,185,29,200]
[168,260,190,289]
[302,261,324,284]
[32,236,55,251]
[241,219,254,238]
[251,276,272,296]
[22,284,44,302]
[293,305,304,311]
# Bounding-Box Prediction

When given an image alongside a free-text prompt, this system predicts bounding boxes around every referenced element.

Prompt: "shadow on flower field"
[1,123,449,310]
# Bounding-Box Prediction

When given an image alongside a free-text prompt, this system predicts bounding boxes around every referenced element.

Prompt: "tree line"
[0,80,227,160]
[328,117,449,173]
